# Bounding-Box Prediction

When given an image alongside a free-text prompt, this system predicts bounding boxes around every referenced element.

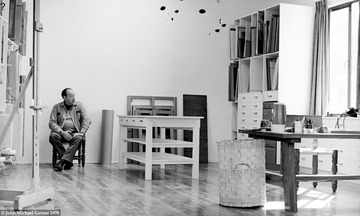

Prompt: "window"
[329,1,359,114]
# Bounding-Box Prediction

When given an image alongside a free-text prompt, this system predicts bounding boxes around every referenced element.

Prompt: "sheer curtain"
[309,0,329,115]
[357,2,360,108]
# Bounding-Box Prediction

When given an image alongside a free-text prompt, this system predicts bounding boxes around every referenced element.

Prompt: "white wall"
[14,0,345,164]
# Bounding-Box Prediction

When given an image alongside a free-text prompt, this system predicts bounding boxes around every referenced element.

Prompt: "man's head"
[61,88,75,106]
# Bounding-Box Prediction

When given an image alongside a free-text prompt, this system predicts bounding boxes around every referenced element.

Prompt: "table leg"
[312,154,318,188]
[119,125,127,169]
[332,149,338,192]
[281,141,298,213]
[191,124,200,179]
[160,128,166,169]
[294,149,300,190]
[145,122,153,180]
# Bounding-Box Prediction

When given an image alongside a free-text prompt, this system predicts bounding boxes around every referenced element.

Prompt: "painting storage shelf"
[0,0,9,113]
[230,3,314,139]
[118,115,202,180]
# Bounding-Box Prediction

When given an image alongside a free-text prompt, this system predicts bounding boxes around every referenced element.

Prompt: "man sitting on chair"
[49,88,91,171]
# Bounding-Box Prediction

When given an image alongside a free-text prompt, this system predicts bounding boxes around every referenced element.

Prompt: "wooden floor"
[0,163,360,216]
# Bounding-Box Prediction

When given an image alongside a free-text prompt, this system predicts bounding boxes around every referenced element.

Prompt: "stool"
[295,147,338,192]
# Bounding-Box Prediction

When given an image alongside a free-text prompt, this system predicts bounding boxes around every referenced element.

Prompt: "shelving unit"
[0,0,26,165]
[118,115,202,180]
[229,3,314,140]
[228,3,314,170]
[0,0,9,113]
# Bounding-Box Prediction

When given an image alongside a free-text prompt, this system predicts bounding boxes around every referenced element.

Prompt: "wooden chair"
[52,136,86,168]
[295,147,338,192]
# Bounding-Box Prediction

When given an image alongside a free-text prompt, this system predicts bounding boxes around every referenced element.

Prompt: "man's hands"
[61,131,72,141]
[61,131,84,141]
[73,132,84,137]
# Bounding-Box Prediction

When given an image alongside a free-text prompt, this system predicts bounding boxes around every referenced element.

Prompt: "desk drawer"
[238,117,262,125]
[298,151,334,172]
[238,102,263,110]
[238,109,262,117]
[336,145,360,160]
[238,92,263,102]
[317,155,332,172]
[238,124,260,130]
[337,159,360,174]
[298,154,312,169]
[262,91,278,102]
[237,132,249,139]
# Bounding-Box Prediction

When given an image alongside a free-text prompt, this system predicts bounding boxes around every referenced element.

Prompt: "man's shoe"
[53,161,64,172]
[64,162,73,170]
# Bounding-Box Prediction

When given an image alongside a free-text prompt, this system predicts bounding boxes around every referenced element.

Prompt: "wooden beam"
[266,170,283,177]
[0,189,24,201]
[296,174,360,181]
[266,171,360,181]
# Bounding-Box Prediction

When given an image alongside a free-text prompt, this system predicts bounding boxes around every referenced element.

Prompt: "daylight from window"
[329,2,359,114]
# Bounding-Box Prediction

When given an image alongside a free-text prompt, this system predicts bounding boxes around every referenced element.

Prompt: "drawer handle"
[318,160,323,162]
[242,96,246,99]
[338,163,343,165]
[241,119,245,122]
[254,111,258,115]
[242,105,246,108]
[254,104,258,108]
[338,149,343,152]
[253,119,258,122]
[254,96,258,99]
[301,158,306,160]
[267,95,273,98]
[241,111,245,115]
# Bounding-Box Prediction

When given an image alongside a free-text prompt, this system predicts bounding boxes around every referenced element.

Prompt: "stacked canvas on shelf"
[230,10,279,59]
[266,57,279,91]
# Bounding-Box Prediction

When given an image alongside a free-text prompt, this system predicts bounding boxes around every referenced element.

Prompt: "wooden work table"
[239,129,360,213]
[118,115,203,180]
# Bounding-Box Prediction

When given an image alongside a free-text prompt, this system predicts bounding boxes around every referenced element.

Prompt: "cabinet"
[0,0,10,113]
[229,3,314,140]
[296,138,360,175]
[0,0,25,165]
[0,0,26,113]
[118,115,202,180]
[293,117,360,182]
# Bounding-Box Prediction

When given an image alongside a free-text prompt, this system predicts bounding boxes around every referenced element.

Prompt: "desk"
[239,129,360,213]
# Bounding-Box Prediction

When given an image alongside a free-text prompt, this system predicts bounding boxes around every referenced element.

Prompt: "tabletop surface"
[117,115,203,120]
[239,129,360,140]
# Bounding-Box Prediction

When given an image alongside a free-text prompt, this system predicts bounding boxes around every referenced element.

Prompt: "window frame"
[328,0,359,115]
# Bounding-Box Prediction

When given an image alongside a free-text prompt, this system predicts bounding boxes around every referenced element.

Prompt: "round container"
[294,121,303,133]
[272,103,287,125]
[217,139,266,207]
[271,124,285,132]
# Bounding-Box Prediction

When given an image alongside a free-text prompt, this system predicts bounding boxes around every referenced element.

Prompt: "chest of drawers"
[237,92,263,139]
